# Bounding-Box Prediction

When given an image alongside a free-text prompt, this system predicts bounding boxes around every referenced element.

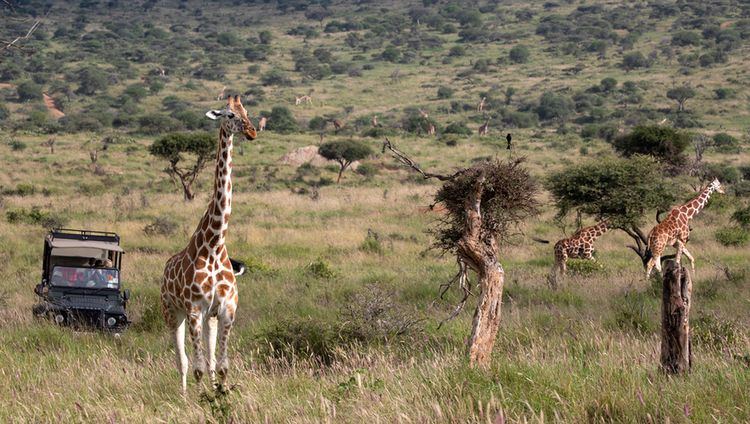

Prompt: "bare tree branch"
[382,137,466,181]
[1,18,41,54]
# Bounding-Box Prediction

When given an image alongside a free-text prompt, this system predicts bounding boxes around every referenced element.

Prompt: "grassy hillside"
[1,0,750,422]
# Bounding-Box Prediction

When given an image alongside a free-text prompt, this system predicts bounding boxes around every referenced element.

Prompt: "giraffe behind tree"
[160,95,257,392]
[645,178,725,278]
[551,221,609,279]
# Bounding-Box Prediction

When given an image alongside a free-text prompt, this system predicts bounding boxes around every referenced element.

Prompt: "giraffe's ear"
[206,110,224,120]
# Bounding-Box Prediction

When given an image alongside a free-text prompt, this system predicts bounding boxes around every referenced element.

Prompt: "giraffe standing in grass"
[645,178,725,278]
[551,221,609,277]
[161,95,257,392]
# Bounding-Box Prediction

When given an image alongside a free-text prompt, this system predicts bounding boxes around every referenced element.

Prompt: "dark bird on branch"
[506,133,512,150]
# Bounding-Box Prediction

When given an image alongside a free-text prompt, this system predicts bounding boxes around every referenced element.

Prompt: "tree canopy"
[613,125,691,172]
[149,131,217,200]
[546,155,676,264]
[318,139,373,183]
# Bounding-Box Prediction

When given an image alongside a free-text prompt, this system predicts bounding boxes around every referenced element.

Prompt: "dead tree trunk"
[456,175,505,368]
[661,260,692,374]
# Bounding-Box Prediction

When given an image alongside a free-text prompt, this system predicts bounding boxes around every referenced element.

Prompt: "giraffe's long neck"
[680,185,715,220]
[193,126,233,253]
[590,221,609,241]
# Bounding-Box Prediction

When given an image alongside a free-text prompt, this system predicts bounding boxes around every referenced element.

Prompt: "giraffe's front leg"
[188,309,207,383]
[680,244,695,272]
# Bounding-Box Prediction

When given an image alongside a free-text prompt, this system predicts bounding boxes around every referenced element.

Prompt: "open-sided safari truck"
[33,228,130,332]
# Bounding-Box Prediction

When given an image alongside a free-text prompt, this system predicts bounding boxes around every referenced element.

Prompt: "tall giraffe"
[551,221,609,277]
[161,95,257,392]
[645,178,725,278]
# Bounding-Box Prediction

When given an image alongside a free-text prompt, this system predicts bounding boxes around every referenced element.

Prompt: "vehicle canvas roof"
[48,238,124,253]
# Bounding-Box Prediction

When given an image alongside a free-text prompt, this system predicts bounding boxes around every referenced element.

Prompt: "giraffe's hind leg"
[216,302,236,387]
[187,309,207,383]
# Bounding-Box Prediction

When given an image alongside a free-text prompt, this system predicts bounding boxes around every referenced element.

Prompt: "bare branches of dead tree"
[382,137,466,182]
[1,17,42,55]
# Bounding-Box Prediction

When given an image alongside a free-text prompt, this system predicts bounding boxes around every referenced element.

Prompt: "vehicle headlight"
[107,317,117,327]
[55,314,65,324]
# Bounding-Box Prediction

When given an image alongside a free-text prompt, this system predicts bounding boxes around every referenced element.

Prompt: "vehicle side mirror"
[123,289,130,302]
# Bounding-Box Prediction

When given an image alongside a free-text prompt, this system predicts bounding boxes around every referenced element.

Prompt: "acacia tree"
[613,125,691,174]
[319,139,372,183]
[384,138,539,367]
[149,131,216,201]
[666,86,696,112]
[546,155,676,268]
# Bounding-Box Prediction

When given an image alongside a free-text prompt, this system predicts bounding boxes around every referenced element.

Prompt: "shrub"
[566,259,604,275]
[0,102,9,122]
[305,258,336,279]
[308,116,327,131]
[713,132,740,153]
[621,51,650,71]
[360,231,384,254]
[143,216,178,236]
[436,86,454,99]
[732,206,750,228]
[714,88,736,99]
[613,125,690,171]
[509,44,530,63]
[354,162,379,178]
[8,139,27,151]
[536,91,575,123]
[16,80,42,102]
[266,106,298,133]
[6,207,66,228]
[256,318,349,366]
[715,226,750,247]
[261,69,291,86]
[443,121,472,135]
[699,163,741,185]
[693,312,745,353]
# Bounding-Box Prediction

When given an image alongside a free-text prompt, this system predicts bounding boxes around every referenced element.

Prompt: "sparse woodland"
[1,0,750,422]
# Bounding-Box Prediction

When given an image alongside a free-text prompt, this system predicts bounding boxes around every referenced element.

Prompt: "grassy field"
[2,0,750,422]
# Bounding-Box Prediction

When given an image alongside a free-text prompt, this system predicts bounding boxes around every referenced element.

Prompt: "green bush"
[713,132,740,153]
[355,162,379,178]
[443,121,472,135]
[732,206,750,228]
[436,86,454,99]
[613,125,690,171]
[8,139,27,151]
[266,106,298,133]
[509,44,530,63]
[566,259,604,275]
[715,226,750,247]
[308,116,327,131]
[693,312,745,353]
[6,207,66,228]
[305,258,336,280]
[256,318,352,366]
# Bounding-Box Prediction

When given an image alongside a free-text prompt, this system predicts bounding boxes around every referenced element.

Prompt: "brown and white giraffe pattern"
[161,95,256,391]
[553,221,609,275]
[645,178,725,278]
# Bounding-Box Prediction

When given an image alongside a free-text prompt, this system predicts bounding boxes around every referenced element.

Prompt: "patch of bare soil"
[43,93,65,119]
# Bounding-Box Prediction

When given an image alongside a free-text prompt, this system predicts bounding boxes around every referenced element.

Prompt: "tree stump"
[660,260,692,374]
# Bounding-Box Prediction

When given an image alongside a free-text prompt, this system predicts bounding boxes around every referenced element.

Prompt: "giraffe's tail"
[531,237,550,244]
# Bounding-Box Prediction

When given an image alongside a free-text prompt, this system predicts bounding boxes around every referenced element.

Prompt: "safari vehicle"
[32,228,130,332]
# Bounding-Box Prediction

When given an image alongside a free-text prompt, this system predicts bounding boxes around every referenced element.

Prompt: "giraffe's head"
[205,95,257,141]
[710,178,725,194]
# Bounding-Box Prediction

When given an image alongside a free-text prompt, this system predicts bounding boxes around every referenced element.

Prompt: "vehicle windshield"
[50,266,120,289]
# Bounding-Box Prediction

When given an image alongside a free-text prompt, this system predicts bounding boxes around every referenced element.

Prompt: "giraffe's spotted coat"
[552,221,609,276]
[160,95,256,392]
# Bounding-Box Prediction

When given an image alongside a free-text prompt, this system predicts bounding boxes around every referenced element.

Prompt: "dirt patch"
[279,145,359,169]
[0,83,14,89]
[279,145,335,167]
[43,93,65,119]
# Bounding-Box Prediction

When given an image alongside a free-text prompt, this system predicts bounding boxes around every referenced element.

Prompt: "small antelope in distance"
[216,86,226,101]
[478,118,489,136]
[332,119,343,133]
[258,116,267,132]
[477,96,486,112]
[295,95,312,106]
[419,109,429,119]
[427,122,436,136]
[372,115,380,127]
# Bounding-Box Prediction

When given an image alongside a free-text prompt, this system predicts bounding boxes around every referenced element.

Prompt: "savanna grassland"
[1,0,750,422]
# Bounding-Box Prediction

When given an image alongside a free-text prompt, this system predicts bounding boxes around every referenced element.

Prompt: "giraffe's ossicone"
[160,95,257,392]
